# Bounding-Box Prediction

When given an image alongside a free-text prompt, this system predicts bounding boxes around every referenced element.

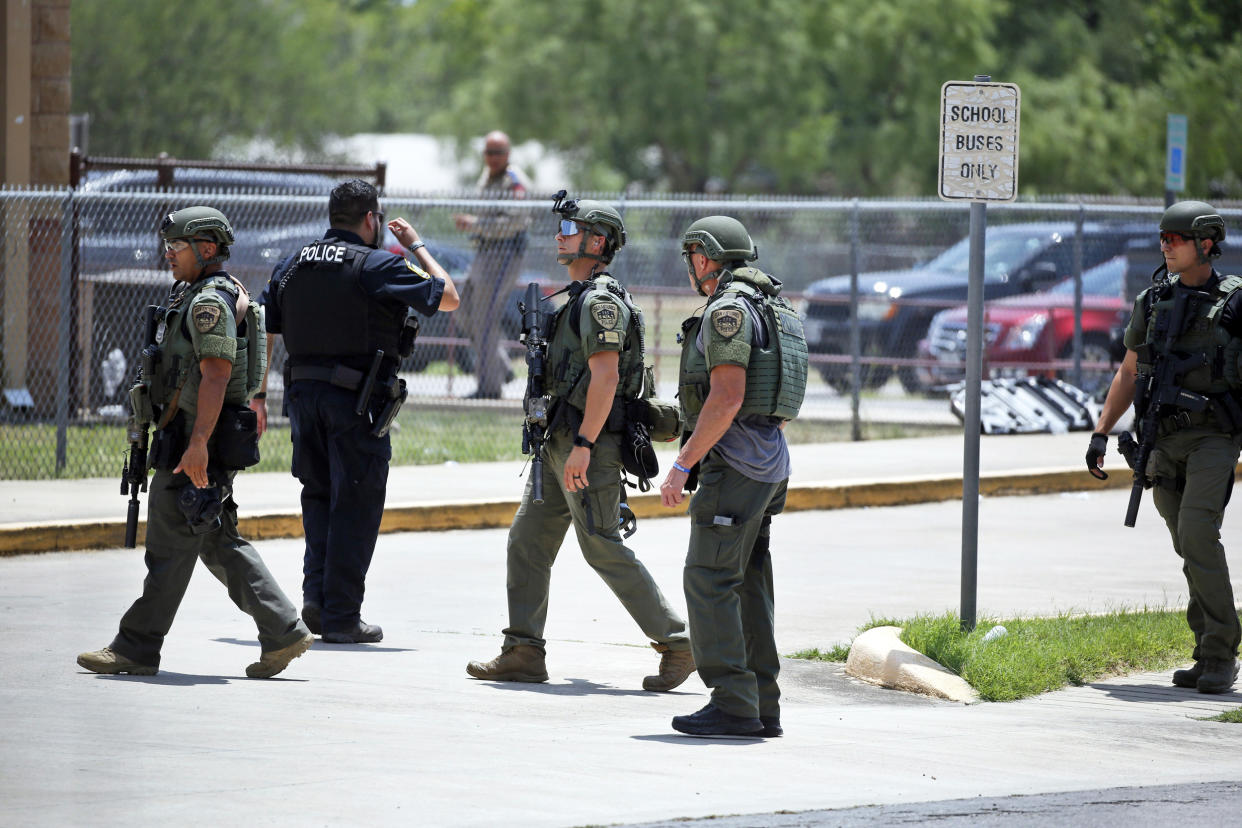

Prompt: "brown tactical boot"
[246,633,314,679]
[643,643,695,692]
[76,647,157,676]
[466,645,549,683]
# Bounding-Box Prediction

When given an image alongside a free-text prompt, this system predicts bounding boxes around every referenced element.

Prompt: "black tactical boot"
[759,715,783,737]
[671,703,762,737]
[321,621,383,644]
[1196,657,1239,694]
[301,603,322,636]
[1171,660,1203,688]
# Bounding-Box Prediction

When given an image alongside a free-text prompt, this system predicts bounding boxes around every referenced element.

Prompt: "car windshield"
[924,231,1059,280]
[1048,255,1124,297]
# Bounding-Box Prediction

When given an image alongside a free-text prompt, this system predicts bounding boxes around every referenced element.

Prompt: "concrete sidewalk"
[2,485,1241,827]
[0,431,1125,555]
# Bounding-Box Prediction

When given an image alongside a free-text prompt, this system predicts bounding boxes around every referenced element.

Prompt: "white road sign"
[938,81,1021,202]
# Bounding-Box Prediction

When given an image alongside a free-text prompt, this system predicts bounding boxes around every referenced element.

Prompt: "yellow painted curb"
[0,465,1127,557]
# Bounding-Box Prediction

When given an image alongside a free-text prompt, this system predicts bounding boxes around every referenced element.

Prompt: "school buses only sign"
[938,80,1020,202]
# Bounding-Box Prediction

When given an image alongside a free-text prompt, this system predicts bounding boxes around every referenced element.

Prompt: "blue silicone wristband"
[672,461,692,474]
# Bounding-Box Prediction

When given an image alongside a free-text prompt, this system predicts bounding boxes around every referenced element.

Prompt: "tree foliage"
[72,0,1242,198]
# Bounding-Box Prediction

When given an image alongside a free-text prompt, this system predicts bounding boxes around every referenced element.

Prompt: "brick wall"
[31,1,71,184]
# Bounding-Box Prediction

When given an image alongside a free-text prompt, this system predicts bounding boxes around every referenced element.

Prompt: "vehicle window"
[925,232,1056,281]
[1049,256,1124,297]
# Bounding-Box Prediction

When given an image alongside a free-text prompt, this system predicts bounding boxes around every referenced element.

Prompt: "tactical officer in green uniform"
[661,216,808,737]
[1089,200,1242,694]
[77,207,312,679]
[467,195,694,690]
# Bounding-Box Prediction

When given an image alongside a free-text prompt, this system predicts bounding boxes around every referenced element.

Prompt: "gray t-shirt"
[696,301,791,483]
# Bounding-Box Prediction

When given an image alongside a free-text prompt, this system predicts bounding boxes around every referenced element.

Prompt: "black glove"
[1086,432,1109,480]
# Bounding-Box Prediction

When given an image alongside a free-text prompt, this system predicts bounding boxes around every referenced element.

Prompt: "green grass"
[0,407,529,480]
[1206,709,1242,724]
[789,644,852,662]
[0,395,955,479]
[792,608,1198,702]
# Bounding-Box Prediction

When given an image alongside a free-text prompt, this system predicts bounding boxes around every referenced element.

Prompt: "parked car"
[799,222,1151,393]
[76,167,340,291]
[917,254,1130,397]
[76,168,341,413]
[378,229,556,374]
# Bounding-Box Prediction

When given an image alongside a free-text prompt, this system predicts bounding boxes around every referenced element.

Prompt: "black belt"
[288,364,402,398]
[289,364,366,391]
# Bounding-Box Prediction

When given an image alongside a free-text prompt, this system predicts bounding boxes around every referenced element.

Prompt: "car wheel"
[897,365,927,395]
[815,360,892,394]
[1058,334,1113,398]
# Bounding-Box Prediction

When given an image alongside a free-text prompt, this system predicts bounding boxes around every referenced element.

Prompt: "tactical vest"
[139,273,262,422]
[278,237,404,362]
[1138,273,1242,395]
[678,267,808,430]
[546,274,648,414]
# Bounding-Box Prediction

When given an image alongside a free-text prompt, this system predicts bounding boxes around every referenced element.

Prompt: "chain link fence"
[3,181,1238,479]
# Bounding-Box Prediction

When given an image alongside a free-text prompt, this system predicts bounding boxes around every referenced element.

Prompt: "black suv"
[800,222,1151,393]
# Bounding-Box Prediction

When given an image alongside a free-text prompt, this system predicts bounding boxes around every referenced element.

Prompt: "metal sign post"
[938,75,1021,631]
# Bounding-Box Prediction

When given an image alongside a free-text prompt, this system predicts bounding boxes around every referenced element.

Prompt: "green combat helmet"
[159,205,234,268]
[681,216,757,264]
[551,190,626,265]
[681,215,757,295]
[1160,200,1225,262]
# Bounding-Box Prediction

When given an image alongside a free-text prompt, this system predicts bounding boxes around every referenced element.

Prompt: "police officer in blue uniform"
[257,179,459,644]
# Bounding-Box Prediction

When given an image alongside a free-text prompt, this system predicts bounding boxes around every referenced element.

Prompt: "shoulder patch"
[590,300,619,331]
[406,260,431,279]
[193,305,223,333]
[711,308,744,339]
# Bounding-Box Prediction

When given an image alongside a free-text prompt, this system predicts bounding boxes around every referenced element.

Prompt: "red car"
[917,255,1127,396]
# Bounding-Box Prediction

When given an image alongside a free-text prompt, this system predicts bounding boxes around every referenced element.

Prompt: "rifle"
[120,305,160,547]
[519,282,550,504]
[1122,287,1211,527]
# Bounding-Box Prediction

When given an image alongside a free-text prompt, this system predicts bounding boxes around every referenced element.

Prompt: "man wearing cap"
[453,130,533,398]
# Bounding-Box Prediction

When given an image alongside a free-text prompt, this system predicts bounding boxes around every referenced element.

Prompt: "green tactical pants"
[503,429,689,653]
[111,467,308,668]
[1149,427,1242,661]
[683,452,788,719]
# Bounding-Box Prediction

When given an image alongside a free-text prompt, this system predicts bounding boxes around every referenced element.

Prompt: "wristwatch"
[573,434,595,449]
[407,241,426,254]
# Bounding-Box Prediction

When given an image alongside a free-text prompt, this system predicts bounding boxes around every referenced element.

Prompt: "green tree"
[71,0,421,159]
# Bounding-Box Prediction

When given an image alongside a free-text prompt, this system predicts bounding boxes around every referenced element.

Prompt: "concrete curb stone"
[845,625,980,704]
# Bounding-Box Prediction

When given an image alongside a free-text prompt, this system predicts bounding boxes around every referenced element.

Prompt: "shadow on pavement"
[213,636,415,654]
[82,671,232,686]
[472,676,656,697]
[631,734,767,746]
[1096,681,1241,703]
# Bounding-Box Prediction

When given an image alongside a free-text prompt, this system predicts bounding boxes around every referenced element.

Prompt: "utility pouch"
[129,382,155,427]
[398,312,421,359]
[620,420,659,490]
[214,404,261,470]
[633,398,683,443]
[149,412,187,471]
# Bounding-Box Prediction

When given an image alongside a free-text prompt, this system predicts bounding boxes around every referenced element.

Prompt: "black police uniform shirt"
[260,228,445,370]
